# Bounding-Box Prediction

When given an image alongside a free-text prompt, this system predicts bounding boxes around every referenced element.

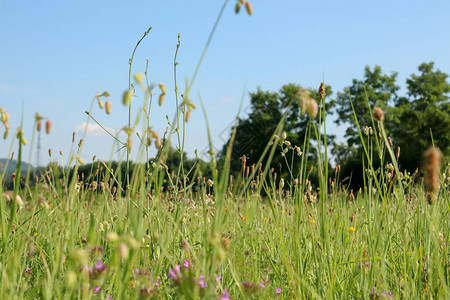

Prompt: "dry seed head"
[48,148,52,157]
[318,82,326,99]
[105,100,112,115]
[422,147,443,204]
[72,132,76,143]
[373,107,384,121]
[37,121,42,132]
[45,120,52,134]
[245,1,253,15]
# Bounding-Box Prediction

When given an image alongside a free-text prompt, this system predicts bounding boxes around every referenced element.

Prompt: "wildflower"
[258,280,266,289]
[93,260,107,277]
[199,275,208,288]
[93,285,100,296]
[276,288,281,294]
[184,259,189,268]
[24,267,32,275]
[45,120,52,134]
[373,107,384,121]
[308,219,315,224]
[155,276,161,287]
[168,265,182,281]
[216,275,222,282]
[348,227,356,232]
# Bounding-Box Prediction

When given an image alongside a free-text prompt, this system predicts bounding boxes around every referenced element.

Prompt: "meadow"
[1,1,450,299]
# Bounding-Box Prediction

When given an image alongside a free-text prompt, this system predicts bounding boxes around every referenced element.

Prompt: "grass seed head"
[318,82,326,99]
[373,107,384,121]
[307,99,318,119]
[245,1,253,15]
[45,120,52,134]
[422,146,443,204]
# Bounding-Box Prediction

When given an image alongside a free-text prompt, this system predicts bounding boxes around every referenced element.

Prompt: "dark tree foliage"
[389,62,450,172]
[219,83,334,181]
[335,65,400,147]
[334,62,449,189]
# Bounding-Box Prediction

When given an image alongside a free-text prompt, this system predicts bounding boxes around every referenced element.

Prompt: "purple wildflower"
[94,260,107,273]
[155,276,161,287]
[93,285,100,296]
[168,265,182,281]
[107,296,113,300]
[216,275,222,282]
[276,288,281,294]
[220,292,231,300]
[199,275,208,289]
[258,280,266,289]
[24,267,32,275]
[184,259,189,268]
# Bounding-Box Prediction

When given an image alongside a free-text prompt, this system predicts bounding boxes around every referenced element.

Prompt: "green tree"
[333,66,400,188]
[220,83,334,180]
[389,62,450,172]
[335,65,400,147]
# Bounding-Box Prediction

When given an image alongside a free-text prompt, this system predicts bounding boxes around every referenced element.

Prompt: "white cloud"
[74,122,117,137]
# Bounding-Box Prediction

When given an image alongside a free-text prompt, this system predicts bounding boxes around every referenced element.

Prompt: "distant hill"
[0,158,36,178]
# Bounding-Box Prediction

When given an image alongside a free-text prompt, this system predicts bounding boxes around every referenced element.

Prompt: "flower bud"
[245,1,253,15]
[127,136,133,152]
[37,121,42,132]
[235,2,242,13]
[158,93,165,106]
[122,90,133,105]
[134,73,144,84]
[1,111,10,125]
[105,101,112,115]
[98,99,105,109]
[106,232,119,242]
[118,242,129,259]
[158,83,167,95]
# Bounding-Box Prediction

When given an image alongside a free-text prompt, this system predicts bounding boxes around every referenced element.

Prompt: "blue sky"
[1,0,449,166]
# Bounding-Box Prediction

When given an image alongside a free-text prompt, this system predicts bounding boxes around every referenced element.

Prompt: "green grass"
[1,1,450,299]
